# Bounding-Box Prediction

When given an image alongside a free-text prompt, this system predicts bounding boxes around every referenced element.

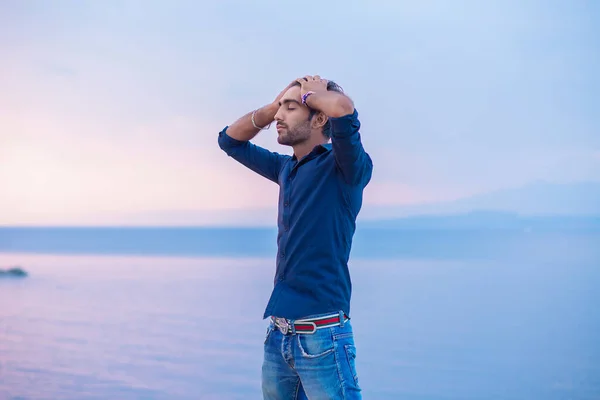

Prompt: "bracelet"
[301,91,315,105]
[252,109,272,130]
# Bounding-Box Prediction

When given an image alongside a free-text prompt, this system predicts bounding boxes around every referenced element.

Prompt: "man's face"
[274,85,312,146]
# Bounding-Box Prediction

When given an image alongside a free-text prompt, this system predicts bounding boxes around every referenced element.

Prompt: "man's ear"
[312,111,329,130]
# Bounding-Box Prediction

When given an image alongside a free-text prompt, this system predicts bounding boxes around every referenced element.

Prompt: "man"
[218,75,373,399]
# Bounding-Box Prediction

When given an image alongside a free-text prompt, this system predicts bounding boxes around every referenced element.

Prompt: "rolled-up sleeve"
[218,126,247,153]
[329,110,373,186]
[218,126,289,184]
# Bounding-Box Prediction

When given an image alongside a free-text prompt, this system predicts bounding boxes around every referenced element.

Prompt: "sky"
[1,0,599,226]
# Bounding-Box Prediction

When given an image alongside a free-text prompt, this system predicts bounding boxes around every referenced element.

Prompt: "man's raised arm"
[218,82,295,184]
[298,76,373,187]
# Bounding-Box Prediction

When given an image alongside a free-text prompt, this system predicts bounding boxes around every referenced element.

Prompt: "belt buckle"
[275,317,290,335]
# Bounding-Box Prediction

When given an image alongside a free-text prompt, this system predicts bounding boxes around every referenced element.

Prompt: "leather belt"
[271,312,349,335]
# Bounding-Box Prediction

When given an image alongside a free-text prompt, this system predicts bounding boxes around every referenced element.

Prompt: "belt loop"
[290,318,296,335]
[339,310,345,328]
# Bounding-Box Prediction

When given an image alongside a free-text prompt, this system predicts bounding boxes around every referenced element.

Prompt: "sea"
[0,227,599,399]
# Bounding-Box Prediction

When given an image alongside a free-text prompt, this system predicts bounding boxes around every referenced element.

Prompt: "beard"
[277,119,311,146]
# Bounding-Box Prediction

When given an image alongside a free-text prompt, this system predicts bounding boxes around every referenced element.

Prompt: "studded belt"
[271,312,349,335]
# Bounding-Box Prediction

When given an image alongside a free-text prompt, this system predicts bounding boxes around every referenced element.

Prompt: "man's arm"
[302,89,355,118]
[225,103,277,142]
[218,83,295,184]
[300,76,373,186]
[218,125,289,185]
[328,109,372,186]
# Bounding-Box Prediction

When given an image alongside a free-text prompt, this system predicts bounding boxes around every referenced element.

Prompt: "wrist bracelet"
[301,91,315,105]
[252,109,272,130]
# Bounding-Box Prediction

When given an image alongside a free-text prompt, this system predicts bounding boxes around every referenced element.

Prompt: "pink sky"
[1,2,597,225]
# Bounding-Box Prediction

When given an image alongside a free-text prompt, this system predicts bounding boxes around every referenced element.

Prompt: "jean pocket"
[344,344,359,386]
[264,325,273,345]
[297,331,335,358]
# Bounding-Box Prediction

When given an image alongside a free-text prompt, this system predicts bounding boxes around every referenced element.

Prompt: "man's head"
[274,80,344,147]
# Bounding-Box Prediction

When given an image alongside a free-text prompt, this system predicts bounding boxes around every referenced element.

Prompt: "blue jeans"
[261,314,362,399]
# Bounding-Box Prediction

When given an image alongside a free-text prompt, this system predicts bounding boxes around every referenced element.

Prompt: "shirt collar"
[292,143,332,162]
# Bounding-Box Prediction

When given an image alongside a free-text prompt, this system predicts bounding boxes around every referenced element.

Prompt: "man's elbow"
[329,96,355,118]
[217,130,229,153]
[218,126,246,154]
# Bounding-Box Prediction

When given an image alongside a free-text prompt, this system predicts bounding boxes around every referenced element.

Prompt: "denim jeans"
[261,314,362,399]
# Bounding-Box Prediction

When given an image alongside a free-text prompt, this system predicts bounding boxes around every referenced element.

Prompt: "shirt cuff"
[329,109,360,138]
[218,126,247,149]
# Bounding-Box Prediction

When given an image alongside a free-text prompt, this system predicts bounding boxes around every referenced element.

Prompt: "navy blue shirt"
[218,109,373,320]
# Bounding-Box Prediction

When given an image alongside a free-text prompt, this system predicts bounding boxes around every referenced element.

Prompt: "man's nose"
[274,108,283,122]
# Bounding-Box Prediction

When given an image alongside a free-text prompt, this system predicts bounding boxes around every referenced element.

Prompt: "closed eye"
[280,99,302,109]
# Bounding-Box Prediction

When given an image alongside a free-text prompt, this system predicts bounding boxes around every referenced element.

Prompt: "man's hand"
[225,80,298,142]
[296,75,328,99]
[297,75,354,118]
[273,79,299,106]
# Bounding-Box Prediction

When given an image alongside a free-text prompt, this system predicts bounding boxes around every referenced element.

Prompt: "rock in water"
[0,267,28,278]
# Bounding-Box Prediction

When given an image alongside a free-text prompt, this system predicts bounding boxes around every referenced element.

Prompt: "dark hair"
[292,80,344,138]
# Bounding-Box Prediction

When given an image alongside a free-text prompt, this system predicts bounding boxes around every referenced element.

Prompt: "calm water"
[0,228,599,399]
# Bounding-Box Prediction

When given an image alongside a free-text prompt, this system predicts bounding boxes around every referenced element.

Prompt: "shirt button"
[279,276,284,281]
[280,252,285,258]
[284,226,289,231]
[284,202,289,207]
